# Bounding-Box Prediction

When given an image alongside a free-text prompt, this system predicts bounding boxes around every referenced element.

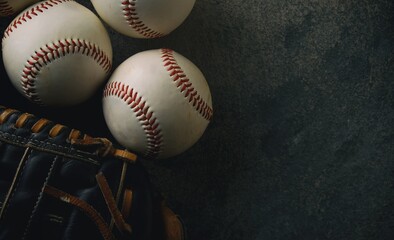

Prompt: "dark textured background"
[1,0,394,239]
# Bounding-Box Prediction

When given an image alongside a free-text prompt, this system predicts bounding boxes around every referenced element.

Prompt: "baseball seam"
[3,0,72,39]
[103,81,163,159]
[22,38,112,104]
[161,49,213,121]
[0,0,14,16]
[121,0,164,38]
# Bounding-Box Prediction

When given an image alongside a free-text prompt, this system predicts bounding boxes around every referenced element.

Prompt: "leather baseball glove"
[0,105,185,240]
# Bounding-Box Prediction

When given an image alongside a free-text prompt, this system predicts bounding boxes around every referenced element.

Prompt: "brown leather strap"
[15,113,33,128]
[121,188,133,220]
[49,124,65,138]
[161,202,186,240]
[71,138,137,163]
[0,108,17,124]
[113,149,137,163]
[31,118,50,133]
[43,185,116,240]
[110,162,129,231]
[68,129,81,141]
[96,173,132,234]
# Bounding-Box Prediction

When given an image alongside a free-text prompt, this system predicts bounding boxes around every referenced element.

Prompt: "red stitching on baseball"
[161,49,213,121]
[0,1,14,16]
[103,81,163,159]
[3,0,72,39]
[121,0,164,38]
[22,38,112,104]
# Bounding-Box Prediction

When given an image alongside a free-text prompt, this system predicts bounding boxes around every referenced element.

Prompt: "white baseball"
[90,0,196,38]
[0,0,39,17]
[2,0,113,106]
[103,49,213,159]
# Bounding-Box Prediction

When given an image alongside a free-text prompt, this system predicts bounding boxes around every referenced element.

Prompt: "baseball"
[90,0,196,38]
[2,0,113,106]
[0,0,39,17]
[103,49,213,159]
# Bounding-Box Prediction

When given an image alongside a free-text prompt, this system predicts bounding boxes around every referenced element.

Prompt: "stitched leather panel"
[0,107,158,240]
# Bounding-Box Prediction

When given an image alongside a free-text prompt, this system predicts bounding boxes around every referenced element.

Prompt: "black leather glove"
[0,105,185,240]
